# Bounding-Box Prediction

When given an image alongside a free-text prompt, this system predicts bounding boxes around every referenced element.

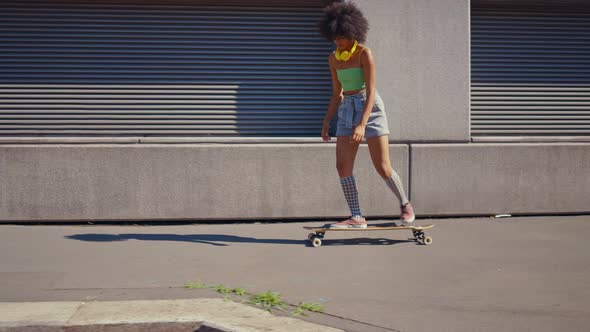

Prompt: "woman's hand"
[350,124,366,143]
[321,122,331,142]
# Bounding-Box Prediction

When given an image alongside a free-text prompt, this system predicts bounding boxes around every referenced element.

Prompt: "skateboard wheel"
[308,233,315,240]
[312,237,322,248]
[424,236,433,245]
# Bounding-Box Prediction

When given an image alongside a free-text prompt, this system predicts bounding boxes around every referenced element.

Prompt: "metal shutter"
[471,2,590,137]
[0,1,333,137]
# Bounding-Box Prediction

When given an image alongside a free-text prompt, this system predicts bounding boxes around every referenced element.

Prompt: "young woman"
[318,2,415,228]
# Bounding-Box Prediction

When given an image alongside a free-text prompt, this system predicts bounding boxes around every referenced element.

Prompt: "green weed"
[249,291,284,312]
[213,285,234,294]
[232,287,247,296]
[292,302,325,317]
[184,282,209,289]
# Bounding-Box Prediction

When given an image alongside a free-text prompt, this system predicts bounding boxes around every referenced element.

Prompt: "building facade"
[0,0,588,222]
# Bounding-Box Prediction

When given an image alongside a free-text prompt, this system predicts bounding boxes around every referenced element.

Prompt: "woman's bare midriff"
[343,88,365,95]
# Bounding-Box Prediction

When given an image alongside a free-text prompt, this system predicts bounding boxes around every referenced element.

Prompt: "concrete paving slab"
[0,299,343,332]
[0,302,80,327]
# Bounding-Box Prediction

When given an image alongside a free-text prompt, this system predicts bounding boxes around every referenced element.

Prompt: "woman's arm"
[324,54,343,126]
[359,47,376,127]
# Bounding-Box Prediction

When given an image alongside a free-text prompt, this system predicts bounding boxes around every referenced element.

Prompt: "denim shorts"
[335,90,390,139]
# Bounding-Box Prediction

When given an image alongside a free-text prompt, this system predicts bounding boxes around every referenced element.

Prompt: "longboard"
[303,223,434,247]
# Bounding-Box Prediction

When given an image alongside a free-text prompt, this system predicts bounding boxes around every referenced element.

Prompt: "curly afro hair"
[318,1,369,43]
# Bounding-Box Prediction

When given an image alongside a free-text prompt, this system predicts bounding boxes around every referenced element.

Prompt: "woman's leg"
[336,136,362,218]
[366,135,410,207]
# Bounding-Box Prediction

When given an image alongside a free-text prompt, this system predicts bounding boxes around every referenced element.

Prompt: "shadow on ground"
[64,233,417,247]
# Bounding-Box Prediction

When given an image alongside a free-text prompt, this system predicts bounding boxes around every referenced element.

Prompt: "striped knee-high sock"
[384,171,410,206]
[340,175,362,218]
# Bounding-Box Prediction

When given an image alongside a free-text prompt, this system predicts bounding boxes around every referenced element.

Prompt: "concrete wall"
[1,142,588,222]
[0,144,409,221]
[355,0,470,142]
[412,143,590,216]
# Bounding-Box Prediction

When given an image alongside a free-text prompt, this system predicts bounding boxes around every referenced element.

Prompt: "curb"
[0,299,344,332]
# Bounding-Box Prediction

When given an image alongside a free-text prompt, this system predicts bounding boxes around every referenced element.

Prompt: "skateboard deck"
[304,223,434,247]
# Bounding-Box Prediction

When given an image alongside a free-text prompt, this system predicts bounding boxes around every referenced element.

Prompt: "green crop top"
[336,67,366,92]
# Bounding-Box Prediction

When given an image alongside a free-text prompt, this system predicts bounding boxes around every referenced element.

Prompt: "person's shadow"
[65,231,416,247]
[65,233,301,246]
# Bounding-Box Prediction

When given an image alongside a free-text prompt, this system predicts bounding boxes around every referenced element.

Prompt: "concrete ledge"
[0,144,409,222]
[0,299,343,332]
[2,142,588,220]
[411,143,590,215]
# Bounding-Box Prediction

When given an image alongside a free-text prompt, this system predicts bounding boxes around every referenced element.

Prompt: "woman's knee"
[374,163,393,178]
[336,161,353,177]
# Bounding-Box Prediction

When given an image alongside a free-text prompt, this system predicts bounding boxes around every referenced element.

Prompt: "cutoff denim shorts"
[335,90,390,139]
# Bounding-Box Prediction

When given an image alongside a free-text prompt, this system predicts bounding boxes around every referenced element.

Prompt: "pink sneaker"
[396,202,415,226]
[329,216,367,229]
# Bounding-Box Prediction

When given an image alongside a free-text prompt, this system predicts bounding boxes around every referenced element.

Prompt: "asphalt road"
[1,215,589,332]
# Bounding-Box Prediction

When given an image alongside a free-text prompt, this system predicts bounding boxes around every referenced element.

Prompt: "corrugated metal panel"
[0,1,333,136]
[471,2,590,137]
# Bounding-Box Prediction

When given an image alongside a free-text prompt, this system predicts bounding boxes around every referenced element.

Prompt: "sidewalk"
[0,298,344,331]
[1,215,589,331]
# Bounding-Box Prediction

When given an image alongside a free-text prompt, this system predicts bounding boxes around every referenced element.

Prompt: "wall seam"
[408,143,412,202]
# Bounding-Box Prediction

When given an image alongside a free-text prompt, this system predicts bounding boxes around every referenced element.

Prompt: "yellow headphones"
[335,40,358,61]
